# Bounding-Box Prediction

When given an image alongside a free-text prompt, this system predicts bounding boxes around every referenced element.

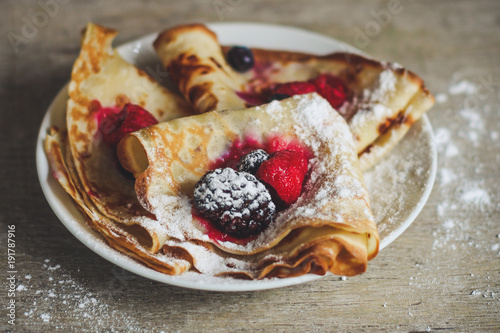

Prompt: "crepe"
[45,22,379,280]
[45,22,196,273]
[118,93,379,278]
[153,23,435,170]
[45,127,192,275]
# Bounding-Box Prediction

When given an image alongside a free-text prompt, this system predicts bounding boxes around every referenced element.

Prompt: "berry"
[268,93,290,102]
[274,81,317,96]
[256,150,309,206]
[268,74,348,109]
[237,149,270,174]
[227,46,255,73]
[309,74,347,109]
[102,103,158,147]
[193,168,275,238]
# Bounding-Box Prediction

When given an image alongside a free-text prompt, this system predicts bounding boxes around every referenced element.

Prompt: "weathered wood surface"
[1,0,499,331]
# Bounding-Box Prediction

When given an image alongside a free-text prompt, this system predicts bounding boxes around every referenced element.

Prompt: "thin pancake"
[154,23,435,171]
[66,23,193,252]
[118,94,379,278]
[45,127,192,275]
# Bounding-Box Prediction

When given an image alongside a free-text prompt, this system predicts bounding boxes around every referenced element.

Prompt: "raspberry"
[274,81,317,96]
[256,150,309,206]
[102,103,158,147]
[269,74,348,109]
[237,149,270,174]
[309,74,347,109]
[193,168,275,238]
[265,136,313,160]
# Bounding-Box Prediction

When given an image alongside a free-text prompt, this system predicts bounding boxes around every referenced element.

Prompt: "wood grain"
[1,0,499,331]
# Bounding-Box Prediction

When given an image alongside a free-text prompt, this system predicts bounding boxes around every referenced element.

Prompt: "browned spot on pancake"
[360,111,415,158]
[135,67,159,85]
[188,83,208,104]
[69,124,90,147]
[377,119,392,136]
[69,106,89,123]
[200,94,218,113]
[167,53,215,103]
[403,114,415,127]
[209,57,223,70]
[115,94,130,108]
[81,27,115,74]
[157,109,165,118]
[78,150,92,160]
[360,143,374,156]
[378,110,407,135]
[154,24,218,51]
[188,82,218,112]
[120,224,154,250]
[162,245,194,263]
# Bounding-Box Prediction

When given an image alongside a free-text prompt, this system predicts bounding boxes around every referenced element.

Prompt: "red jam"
[237,73,349,109]
[194,135,313,244]
[193,210,258,246]
[210,135,312,170]
[92,100,158,148]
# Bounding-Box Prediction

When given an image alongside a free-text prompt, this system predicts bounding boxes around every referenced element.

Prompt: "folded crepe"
[45,22,196,274]
[153,23,435,171]
[118,93,379,278]
[46,22,379,280]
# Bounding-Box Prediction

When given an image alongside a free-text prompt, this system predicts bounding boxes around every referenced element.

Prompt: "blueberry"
[269,93,291,102]
[227,46,255,73]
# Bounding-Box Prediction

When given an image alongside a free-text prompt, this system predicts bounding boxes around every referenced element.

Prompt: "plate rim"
[36,22,436,292]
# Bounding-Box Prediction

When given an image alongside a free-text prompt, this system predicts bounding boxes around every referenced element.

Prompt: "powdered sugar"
[448,80,477,95]
[363,116,434,238]
[346,69,398,132]
[18,258,144,330]
[427,77,499,259]
[460,187,491,206]
[193,168,275,237]
[139,94,374,275]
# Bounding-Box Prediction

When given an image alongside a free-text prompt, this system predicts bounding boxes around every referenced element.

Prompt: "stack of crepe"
[45,22,434,279]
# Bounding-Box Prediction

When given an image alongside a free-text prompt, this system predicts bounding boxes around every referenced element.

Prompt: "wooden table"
[1,0,499,331]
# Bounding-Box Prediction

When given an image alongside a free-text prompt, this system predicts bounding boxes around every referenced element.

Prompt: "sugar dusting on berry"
[193,168,275,238]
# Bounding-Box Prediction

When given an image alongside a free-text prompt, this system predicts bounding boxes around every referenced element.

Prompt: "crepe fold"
[153,24,435,171]
[118,93,379,278]
[45,127,192,275]
[46,22,379,280]
[45,22,197,274]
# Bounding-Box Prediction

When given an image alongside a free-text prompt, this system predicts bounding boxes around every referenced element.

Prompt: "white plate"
[36,22,437,292]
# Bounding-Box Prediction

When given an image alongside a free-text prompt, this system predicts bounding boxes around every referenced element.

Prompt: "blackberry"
[193,168,275,238]
[237,149,270,174]
[269,93,290,102]
[227,46,255,73]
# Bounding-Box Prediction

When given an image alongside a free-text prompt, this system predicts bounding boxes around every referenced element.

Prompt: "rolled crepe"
[118,93,379,278]
[154,23,434,171]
